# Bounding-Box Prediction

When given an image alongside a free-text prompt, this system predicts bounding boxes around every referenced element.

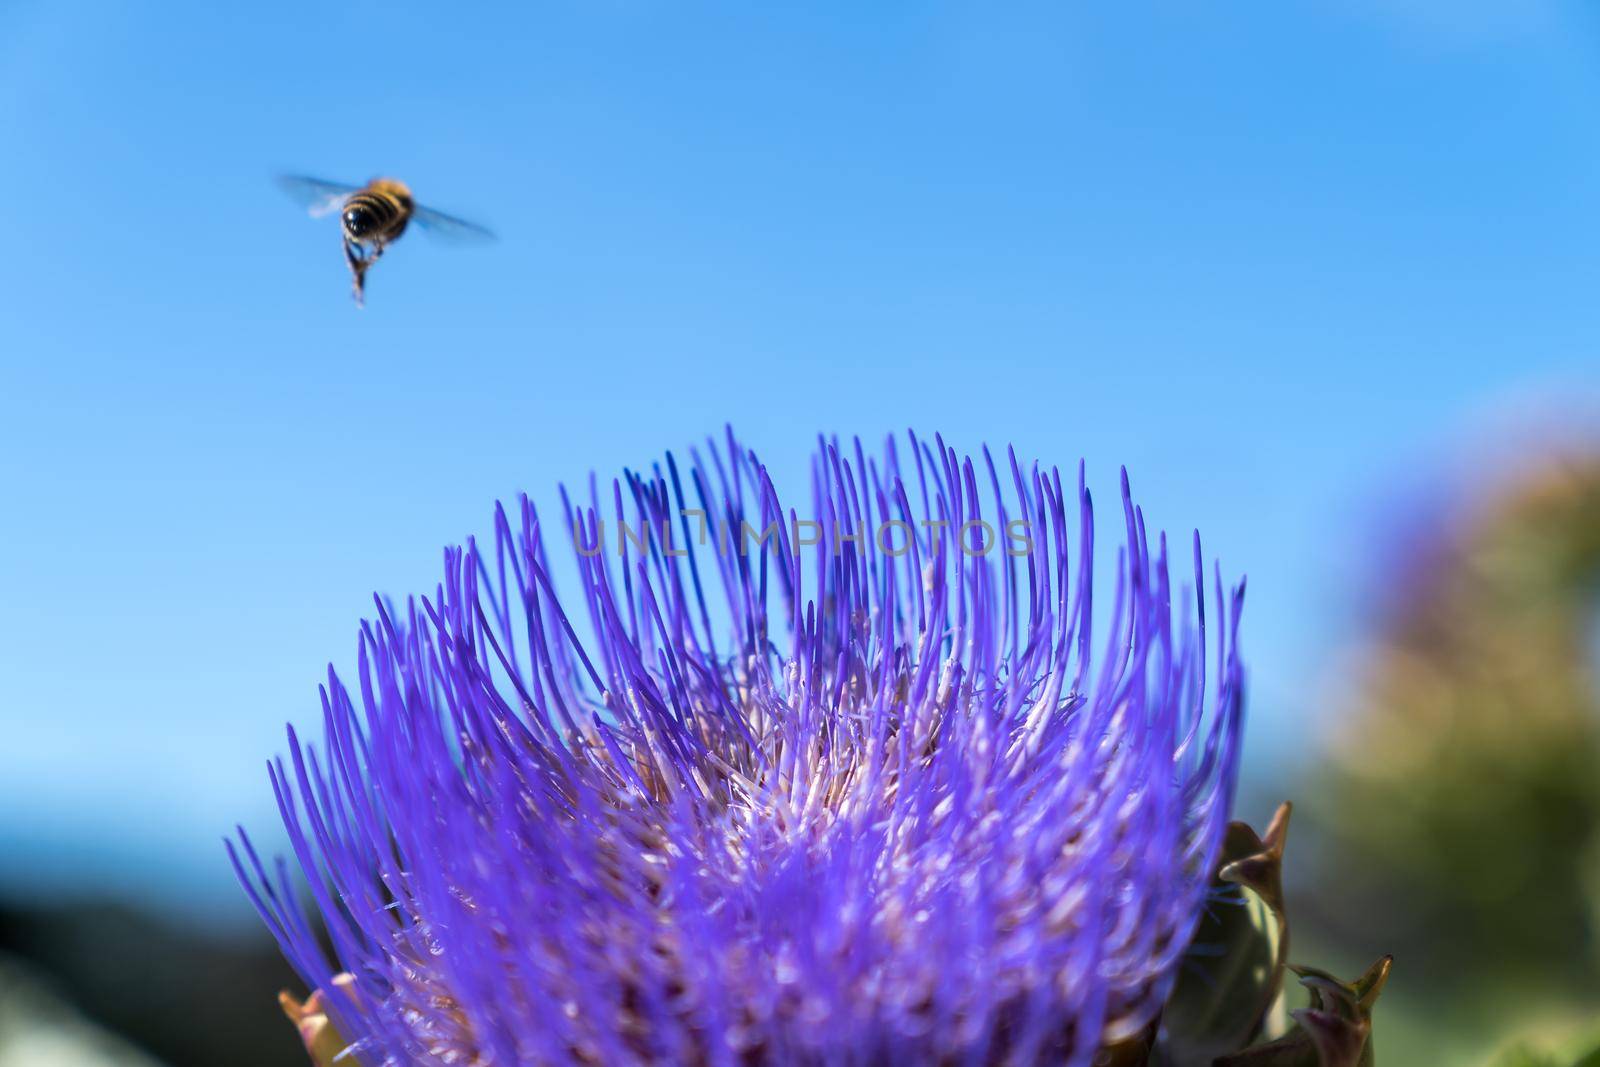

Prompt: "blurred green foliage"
[1303,447,1600,1062]
[0,898,303,1066]
[1484,1025,1600,1067]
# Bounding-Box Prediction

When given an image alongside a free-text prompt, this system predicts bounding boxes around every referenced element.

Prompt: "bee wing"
[412,204,498,245]
[277,174,363,218]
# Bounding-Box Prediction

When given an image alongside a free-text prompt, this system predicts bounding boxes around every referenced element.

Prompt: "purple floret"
[231,429,1246,1066]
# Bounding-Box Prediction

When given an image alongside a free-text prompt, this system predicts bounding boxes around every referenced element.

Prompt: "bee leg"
[343,238,370,307]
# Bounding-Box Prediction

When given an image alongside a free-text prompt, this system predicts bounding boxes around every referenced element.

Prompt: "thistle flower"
[230,430,1246,1066]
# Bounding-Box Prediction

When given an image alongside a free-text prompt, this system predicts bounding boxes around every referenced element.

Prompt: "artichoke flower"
[231,430,1261,1065]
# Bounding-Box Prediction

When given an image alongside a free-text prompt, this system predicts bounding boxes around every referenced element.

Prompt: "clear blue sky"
[2,0,1597,923]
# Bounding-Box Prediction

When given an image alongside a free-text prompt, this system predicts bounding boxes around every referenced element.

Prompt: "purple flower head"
[231,430,1246,1066]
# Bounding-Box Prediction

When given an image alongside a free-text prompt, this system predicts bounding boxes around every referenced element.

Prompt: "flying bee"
[278,175,496,306]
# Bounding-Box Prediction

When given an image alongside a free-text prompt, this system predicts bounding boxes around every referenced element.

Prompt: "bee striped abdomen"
[342,180,414,244]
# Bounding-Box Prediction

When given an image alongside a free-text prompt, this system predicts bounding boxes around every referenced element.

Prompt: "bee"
[278,175,495,306]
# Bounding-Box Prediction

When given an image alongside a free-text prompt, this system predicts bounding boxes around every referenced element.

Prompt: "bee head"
[343,204,376,239]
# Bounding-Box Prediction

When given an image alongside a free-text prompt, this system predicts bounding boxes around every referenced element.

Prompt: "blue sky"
[2,0,1597,922]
